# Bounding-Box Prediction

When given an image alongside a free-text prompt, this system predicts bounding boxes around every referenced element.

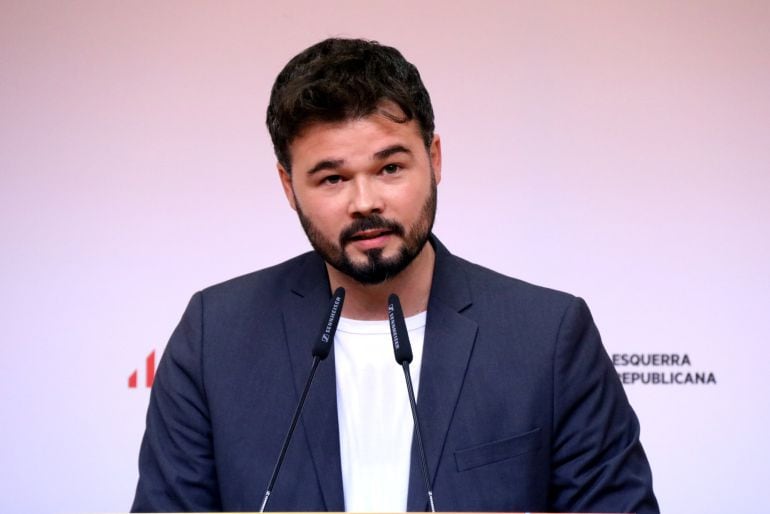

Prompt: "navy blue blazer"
[132,237,658,513]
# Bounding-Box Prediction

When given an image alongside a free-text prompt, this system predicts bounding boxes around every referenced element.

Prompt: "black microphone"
[387,294,436,513]
[259,287,345,512]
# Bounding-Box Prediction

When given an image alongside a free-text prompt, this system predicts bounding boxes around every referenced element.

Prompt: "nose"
[348,176,384,217]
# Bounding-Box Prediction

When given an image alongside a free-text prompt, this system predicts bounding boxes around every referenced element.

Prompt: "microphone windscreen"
[387,293,413,364]
[312,287,345,359]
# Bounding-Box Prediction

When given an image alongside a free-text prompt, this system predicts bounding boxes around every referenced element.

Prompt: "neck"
[326,241,435,321]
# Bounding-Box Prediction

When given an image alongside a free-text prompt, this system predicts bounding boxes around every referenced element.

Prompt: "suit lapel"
[282,254,345,511]
[279,238,476,512]
[407,239,479,511]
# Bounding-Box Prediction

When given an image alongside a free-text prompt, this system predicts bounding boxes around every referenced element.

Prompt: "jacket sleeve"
[131,292,222,512]
[549,297,659,514]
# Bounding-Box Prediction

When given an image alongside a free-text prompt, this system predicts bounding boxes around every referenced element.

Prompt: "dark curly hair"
[266,38,435,172]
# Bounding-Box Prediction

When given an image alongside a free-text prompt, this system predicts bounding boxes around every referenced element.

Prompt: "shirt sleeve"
[549,296,660,514]
[131,292,222,512]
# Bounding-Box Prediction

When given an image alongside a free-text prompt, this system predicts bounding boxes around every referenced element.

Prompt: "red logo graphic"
[129,350,156,388]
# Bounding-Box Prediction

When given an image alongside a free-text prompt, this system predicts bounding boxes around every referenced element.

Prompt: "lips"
[349,228,392,241]
[339,215,405,247]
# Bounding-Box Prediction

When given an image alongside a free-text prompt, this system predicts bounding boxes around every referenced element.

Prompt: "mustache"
[339,215,405,245]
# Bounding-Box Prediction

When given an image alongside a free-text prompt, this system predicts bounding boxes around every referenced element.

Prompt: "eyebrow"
[304,145,413,176]
[373,144,412,160]
[306,158,345,176]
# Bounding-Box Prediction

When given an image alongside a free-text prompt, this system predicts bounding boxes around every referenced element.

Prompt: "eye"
[322,175,342,185]
[382,163,401,175]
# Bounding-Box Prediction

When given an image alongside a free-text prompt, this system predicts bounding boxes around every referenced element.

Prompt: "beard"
[294,177,437,285]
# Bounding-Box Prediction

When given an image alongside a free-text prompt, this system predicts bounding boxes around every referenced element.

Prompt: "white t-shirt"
[334,311,427,512]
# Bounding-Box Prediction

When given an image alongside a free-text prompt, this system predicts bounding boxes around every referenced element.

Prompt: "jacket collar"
[283,235,479,512]
[408,235,478,510]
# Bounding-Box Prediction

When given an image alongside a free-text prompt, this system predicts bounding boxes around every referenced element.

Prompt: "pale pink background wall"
[1,1,769,512]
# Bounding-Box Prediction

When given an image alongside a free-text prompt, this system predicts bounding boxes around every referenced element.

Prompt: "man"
[132,38,658,513]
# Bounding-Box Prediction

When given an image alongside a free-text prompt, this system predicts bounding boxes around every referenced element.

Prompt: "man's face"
[278,107,442,285]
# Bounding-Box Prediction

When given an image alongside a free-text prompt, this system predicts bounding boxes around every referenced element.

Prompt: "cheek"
[392,181,431,212]
[317,213,342,235]
[301,199,346,234]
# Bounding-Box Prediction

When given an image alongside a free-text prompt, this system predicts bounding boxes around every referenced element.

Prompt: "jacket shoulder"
[451,254,578,315]
[196,251,320,310]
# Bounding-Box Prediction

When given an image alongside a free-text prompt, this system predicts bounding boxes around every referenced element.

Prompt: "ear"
[430,134,442,185]
[277,163,297,211]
